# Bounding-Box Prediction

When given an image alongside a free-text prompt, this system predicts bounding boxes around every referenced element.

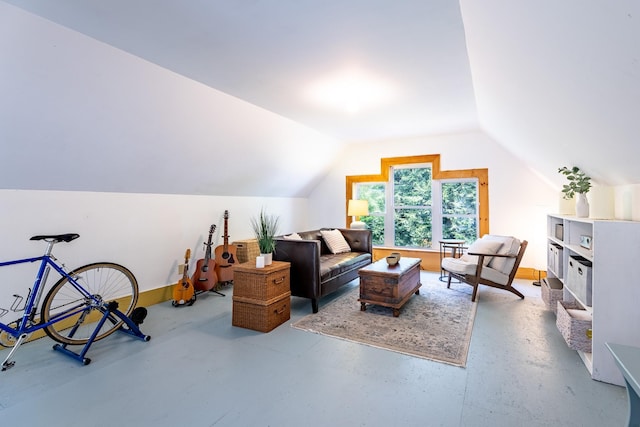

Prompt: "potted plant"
[558,166,592,217]
[250,208,280,265]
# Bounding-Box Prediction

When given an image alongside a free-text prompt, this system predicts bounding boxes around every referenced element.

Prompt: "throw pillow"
[320,229,351,254]
[464,239,503,266]
[283,233,303,240]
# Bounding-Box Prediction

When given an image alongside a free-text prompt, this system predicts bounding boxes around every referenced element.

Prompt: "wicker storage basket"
[541,277,563,315]
[233,261,290,301]
[556,300,592,353]
[232,292,291,332]
[232,239,260,263]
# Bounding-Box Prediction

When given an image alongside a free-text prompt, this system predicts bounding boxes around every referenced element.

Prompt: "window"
[346,155,488,249]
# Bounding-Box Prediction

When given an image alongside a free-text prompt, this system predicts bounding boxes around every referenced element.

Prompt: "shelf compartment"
[566,255,593,307]
[541,277,563,315]
[547,243,563,278]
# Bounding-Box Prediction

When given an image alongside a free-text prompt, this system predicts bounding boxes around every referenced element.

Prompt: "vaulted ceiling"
[3,0,639,191]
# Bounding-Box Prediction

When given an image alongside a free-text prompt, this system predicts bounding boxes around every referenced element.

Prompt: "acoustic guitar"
[192,225,218,292]
[214,210,237,284]
[172,249,196,306]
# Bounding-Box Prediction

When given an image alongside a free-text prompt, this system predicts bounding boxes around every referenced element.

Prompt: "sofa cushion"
[320,229,351,254]
[319,252,371,282]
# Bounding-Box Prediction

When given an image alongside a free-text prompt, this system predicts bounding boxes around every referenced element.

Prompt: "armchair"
[441,235,528,302]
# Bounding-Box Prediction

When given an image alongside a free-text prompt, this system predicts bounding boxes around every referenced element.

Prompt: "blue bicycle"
[0,233,149,370]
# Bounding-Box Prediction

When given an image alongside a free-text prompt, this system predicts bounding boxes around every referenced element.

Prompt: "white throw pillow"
[283,233,303,240]
[320,229,351,254]
[464,239,503,266]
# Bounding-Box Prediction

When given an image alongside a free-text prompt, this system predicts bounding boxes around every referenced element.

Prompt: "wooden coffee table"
[358,257,421,317]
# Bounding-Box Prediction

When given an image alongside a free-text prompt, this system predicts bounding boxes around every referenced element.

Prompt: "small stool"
[439,239,465,282]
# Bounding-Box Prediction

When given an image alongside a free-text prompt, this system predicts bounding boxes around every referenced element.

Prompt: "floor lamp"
[348,199,369,229]
[533,269,542,286]
[533,262,545,287]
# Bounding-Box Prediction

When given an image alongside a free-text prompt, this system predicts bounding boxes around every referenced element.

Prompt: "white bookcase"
[546,214,640,386]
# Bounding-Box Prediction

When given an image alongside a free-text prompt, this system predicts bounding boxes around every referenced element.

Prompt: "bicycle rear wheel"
[42,262,139,346]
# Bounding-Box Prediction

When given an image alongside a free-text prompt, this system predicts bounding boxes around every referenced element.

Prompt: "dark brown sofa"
[273,228,372,313]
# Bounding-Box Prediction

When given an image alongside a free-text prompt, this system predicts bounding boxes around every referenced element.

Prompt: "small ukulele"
[214,210,237,284]
[172,249,196,307]
[192,225,224,296]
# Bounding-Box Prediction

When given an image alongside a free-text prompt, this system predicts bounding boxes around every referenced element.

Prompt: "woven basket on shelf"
[232,239,261,263]
[556,300,592,353]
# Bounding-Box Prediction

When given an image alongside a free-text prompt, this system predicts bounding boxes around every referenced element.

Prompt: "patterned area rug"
[291,278,478,367]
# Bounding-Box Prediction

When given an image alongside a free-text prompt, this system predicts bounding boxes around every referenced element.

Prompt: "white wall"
[307,130,558,271]
[0,190,308,308]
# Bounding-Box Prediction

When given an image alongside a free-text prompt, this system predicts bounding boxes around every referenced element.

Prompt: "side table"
[439,239,465,282]
[232,260,291,332]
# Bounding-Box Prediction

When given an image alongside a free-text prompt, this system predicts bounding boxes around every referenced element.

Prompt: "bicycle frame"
[0,254,98,338]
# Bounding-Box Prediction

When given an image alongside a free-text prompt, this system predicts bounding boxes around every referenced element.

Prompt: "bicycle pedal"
[130,307,147,326]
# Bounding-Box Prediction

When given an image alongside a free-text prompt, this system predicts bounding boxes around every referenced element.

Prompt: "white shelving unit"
[546,214,640,386]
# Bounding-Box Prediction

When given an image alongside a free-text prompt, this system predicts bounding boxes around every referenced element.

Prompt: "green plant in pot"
[250,208,280,265]
[558,166,592,217]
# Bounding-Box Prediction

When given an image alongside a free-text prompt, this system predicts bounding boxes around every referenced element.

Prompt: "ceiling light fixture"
[305,67,397,114]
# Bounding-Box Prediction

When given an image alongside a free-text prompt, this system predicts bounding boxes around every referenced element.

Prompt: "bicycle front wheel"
[42,262,139,346]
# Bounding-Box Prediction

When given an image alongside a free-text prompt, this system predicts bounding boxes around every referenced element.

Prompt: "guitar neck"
[182,249,191,281]
[223,219,229,250]
[204,225,215,262]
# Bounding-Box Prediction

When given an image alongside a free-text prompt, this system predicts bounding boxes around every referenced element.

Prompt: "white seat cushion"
[441,257,510,285]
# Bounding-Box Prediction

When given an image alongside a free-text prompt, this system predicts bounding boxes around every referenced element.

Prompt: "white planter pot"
[575,193,590,218]
[261,252,273,266]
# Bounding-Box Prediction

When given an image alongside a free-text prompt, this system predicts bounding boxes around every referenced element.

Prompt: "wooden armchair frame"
[445,240,528,302]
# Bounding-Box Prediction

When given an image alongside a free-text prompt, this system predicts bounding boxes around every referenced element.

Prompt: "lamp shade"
[347,199,369,229]
[347,199,369,217]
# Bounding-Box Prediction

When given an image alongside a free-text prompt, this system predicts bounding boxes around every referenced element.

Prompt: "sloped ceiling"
[460,0,640,187]
[2,0,639,194]
[2,0,478,142]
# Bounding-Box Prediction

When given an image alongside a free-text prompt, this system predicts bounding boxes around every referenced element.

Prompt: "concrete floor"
[0,272,627,427]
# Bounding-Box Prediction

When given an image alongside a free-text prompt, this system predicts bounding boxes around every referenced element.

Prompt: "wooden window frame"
[345,154,489,238]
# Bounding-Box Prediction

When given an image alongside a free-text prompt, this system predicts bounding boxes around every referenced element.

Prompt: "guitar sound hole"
[222,252,229,259]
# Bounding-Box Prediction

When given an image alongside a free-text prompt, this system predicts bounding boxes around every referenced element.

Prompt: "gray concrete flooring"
[0,272,627,426]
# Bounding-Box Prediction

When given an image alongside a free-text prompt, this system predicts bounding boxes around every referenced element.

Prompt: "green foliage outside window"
[394,208,432,247]
[394,167,431,206]
[357,183,385,245]
[442,181,478,244]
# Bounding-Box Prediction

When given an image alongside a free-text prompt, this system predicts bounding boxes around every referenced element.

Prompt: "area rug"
[291,278,477,367]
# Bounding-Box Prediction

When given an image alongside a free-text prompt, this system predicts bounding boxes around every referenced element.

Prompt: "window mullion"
[432,180,443,246]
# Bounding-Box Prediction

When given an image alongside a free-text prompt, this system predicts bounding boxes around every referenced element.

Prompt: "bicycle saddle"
[30,233,80,243]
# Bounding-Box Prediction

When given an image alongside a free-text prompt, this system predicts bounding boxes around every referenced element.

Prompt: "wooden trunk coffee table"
[358,257,421,317]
